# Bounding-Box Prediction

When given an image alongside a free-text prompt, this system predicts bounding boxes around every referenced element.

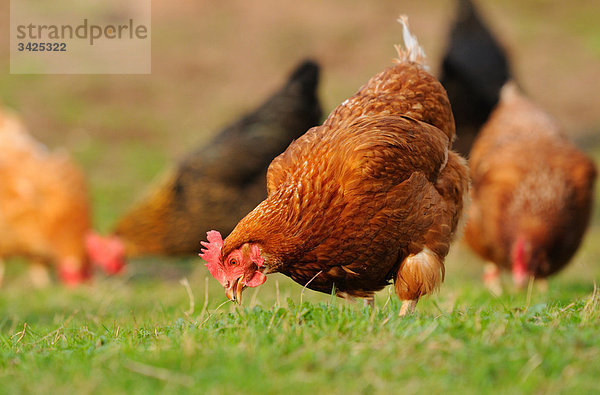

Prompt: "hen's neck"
[224,176,343,272]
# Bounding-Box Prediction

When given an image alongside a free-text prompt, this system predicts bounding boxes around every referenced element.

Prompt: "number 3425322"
[17,42,67,52]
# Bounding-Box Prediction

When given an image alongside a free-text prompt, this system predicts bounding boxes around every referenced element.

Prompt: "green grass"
[1,252,599,394]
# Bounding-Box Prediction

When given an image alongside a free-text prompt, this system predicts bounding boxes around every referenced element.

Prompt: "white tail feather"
[395,15,428,69]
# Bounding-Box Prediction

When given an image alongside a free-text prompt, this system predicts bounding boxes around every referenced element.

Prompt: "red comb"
[85,231,126,275]
[58,259,91,287]
[199,230,226,286]
[85,231,102,253]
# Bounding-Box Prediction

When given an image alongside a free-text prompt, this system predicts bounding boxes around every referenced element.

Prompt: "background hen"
[201,18,469,315]
[440,0,511,157]
[0,107,95,286]
[464,83,597,292]
[87,60,322,270]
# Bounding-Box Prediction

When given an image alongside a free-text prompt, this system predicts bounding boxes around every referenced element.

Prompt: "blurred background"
[0,0,599,292]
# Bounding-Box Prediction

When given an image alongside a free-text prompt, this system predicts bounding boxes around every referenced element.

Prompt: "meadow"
[1,250,600,393]
[1,1,600,393]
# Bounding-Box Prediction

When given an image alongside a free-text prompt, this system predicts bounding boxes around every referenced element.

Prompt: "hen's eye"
[230,258,237,266]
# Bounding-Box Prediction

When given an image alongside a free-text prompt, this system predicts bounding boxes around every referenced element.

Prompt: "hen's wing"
[285,152,468,298]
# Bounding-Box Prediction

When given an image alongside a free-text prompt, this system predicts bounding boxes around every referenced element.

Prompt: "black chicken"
[440,0,511,157]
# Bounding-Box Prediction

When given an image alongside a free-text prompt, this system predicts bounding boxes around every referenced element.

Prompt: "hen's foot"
[483,263,502,296]
[30,262,51,288]
[399,299,417,317]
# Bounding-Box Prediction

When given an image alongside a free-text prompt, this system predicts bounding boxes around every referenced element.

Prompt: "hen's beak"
[225,275,245,303]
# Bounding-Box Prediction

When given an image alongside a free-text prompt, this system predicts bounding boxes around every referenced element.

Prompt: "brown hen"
[201,18,469,315]
[464,83,596,291]
[0,107,93,286]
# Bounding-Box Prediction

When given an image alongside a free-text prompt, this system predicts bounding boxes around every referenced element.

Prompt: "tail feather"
[395,15,428,69]
[395,247,444,300]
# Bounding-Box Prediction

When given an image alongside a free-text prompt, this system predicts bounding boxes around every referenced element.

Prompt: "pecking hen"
[201,18,469,316]
[87,60,322,271]
[0,107,106,286]
[464,83,596,291]
[440,0,510,157]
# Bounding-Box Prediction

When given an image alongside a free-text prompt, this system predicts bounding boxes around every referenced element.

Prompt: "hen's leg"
[483,263,502,295]
[399,299,418,316]
[363,296,375,308]
[0,258,4,287]
[29,261,51,288]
